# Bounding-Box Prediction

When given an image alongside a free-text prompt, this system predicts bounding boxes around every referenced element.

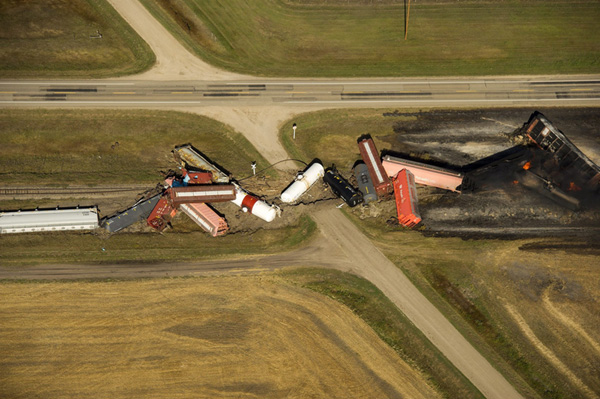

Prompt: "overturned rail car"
[147,196,177,232]
[280,161,325,203]
[524,112,600,190]
[354,163,378,204]
[231,184,278,222]
[393,169,421,228]
[182,167,213,185]
[168,185,236,206]
[173,144,230,183]
[382,155,464,192]
[518,170,580,211]
[323,169,363,207]
[180,203,229,237]
[357,136,392,197]
[102,194,161,233]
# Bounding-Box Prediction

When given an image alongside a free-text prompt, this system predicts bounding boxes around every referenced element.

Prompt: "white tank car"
[231,184,278,222]
[280,162,325,203]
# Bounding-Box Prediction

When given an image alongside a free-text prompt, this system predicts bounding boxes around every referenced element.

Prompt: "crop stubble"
[0,276,440,399]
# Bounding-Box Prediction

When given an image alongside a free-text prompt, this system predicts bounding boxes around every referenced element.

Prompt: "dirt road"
[106,0,249,81]
[0,229,353,280]
[311,208,523,399]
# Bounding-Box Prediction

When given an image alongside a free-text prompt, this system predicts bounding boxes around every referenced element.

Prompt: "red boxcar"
[357,136,392,197]
[182,168,213,185]
[169,185,236,205]
[147,195,177,231]
[393,169,421,228]
[382,155,464,192]
[180,203,229,237]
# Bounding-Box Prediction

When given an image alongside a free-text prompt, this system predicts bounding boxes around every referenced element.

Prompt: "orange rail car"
[393,169,421,228]
[180,203,228,237]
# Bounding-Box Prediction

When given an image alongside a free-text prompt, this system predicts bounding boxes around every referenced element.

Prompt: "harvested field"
[0,0,155,78]
[140,0,600,76]
[0,275,441,399]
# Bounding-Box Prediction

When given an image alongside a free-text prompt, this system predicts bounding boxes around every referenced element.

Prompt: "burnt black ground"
[373,107,600,240]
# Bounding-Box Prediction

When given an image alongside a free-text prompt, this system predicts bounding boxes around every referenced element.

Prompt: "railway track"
[0,186,150,196]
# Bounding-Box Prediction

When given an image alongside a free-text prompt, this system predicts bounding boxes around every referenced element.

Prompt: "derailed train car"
[147,195,177,232]
[524,112,600,190]
[102,194,161,233]
[353,163,378,204]
[168,185,236,206]
[393,169,421,228]
[180,203,229,236]
[357,136,392,197]
[280,161,325,203]
[382,155,464,192]
[323,168,363,207]
[231,184,278,222]
[173,144,230,183]
[0,207,99,234]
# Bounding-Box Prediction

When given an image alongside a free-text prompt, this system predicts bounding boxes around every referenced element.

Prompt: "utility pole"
[405,0,411,40]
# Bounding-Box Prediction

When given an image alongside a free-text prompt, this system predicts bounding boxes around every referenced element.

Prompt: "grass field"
[0,214,315,266]
[280,108,400,168]
[0,274,442,399]
[349,213,600,398]
[140,0,600,77]
[0,0,155,78]
[0,109,272,186]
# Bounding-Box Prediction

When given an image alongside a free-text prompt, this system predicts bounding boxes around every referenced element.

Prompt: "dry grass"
[0,0,155,78]
[0,275,440,399]
[350,213,600,399]
[0,109,272,186]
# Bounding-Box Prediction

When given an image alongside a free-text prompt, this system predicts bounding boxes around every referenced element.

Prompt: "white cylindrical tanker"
[231,185,277,222]
[280,162,325,203]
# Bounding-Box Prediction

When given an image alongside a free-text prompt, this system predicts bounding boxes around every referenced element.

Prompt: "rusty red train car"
[357,136,392,197]
[392,169,421,228]
[382,155,464,192]
[168,185,236,206]
[180,203,229,237]
[147,195,177,231]
[182,168,213,185]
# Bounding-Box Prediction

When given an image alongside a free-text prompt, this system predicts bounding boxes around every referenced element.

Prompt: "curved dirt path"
[106,0,250,81]
[174,106,319,170]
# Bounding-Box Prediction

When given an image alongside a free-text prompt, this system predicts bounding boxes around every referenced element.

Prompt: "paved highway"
[1,76,599,107]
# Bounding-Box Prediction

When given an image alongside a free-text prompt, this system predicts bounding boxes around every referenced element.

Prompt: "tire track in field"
[503,302,595,398]
[542,288,600,357]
